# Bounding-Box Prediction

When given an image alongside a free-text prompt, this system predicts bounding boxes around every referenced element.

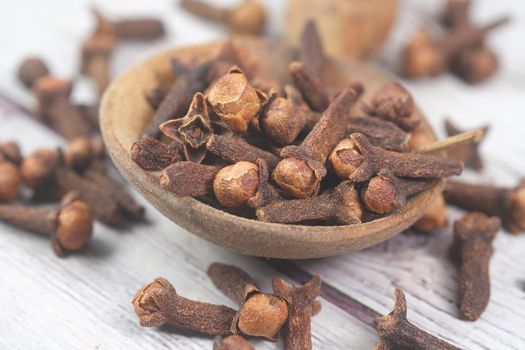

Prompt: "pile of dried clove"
[402,0,510,83]
[132,21,468,226]
[132,263,321,350]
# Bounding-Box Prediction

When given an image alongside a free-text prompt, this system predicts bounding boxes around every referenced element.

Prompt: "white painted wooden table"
[0,1,524,349]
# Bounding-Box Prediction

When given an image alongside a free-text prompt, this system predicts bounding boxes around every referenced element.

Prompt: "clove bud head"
[508,181,525,233]
[207,67,266,133]
[21,148,60,189]
[54,192,93,255]
[402,28,443,78]
[227,0,266,35]
[213,161,259,207]
[63,137,93,172]
[362,175,398,214]
[17,57,50,89]
[371,83,415,124]
[272,157,318,198]
[237,293,288,340]
[329,138,364,179]
[132,277,174,327]
[261,96,306,145]
[451,45,499,84]
[0,161,22,202]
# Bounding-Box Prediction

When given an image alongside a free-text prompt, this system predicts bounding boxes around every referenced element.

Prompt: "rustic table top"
[0,0,524,349]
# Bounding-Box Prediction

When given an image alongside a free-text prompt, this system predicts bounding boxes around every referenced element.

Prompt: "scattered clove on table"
[452,212,501,320]
[92,9,165,41]
[374,288,462,350]
[0,142,23,202]
[444,118,488,170]
[213,335,254,350]
[81,33,116,98]
[0,192,93,256]
[17,57,50,89]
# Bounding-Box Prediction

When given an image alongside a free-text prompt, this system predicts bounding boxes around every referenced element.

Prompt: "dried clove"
[160,161,221,197]
[247,159,283,209]
[207,67,267,133]
[160,92,213,163]
[21,148,125,225]
[17,57,50,89]
[0,141,23,165]
[208,263,289,340]
[272,275,321,350]
[81,33,115,97]
[0,192,93,256]
[444,180,525,234]
[207,134,280,169]
[77,103,101,131]
[213,161,259,208]
[131,136,183,171]
[132,277,237,335]
[181,0,266,35]
[412,194,449,233]
[362,170,435,214]
[145,87,167,111]
[257,181,363,225]
[374,288,461,349]
[289,61,330,112]
[402,17,510,78]
[0,158,22,202]
[444,119,488,170]
[144,59,211,138]
[273,87,362,198]
[347,116,409,152]
[336,133,463,183]
[450,44,499,84]
[442,0,471,28]
[364,83,419,131]
[32,77,93,140]
[213,335,254,350]
[452,212,501,320]
[299,19,326,80]
[93,9,165,41]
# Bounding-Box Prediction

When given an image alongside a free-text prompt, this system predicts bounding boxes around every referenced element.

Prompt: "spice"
[450,45,499,84]
[144,87,166,111]
[299,19,326,80]
[444,180,525,234]
[257,181,362,225]
[444,119,488,170]
[247,159,283,209]
[131,136,182,171]
[442,0,471,28]
[160,162,221,197]
[338,133,463,183]
[272,275,321,350]
[93,9,165,41]
[132,277,237,335]
[374,288,461,349]
[213,335,254,350]
[365,83,419,131]
[180,0,266,35]
[273,87,362,198]
[0,141,22,165]
[207,67,267,133]
[144,59,211,138]
[0,192,92,257]
[289,61,330,112]
[402,17,510,78]
[207,263,289,340]
[213,161,259,208]
[347,116,409,152]
[361,170,435,214]
[412,195,449,233]
[17,57,49,89]
[452,212,501,320]
[0,159,22,202]
[81,33,115,97]
[77,103,100,131]
[32,77,93,140]
[207,134,280,169]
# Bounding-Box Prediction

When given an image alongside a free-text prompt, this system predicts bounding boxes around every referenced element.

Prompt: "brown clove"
[272,275,321,350]
[412,194,449,233]
[374,288,462,349]
[0,192,93,256]
[213,335,254,350]
[247,159,283,209]
[32,77,93,140]
[442,0,471,28]
[299,19,326,80]
[17,57,50,89]
[181,0,266,35]
[144,59,211,138]
[452,212,501,320]
[272,87,362,198]
[445,180,525,234]
[0,141,23,165]
[0,159,22,202]
[132,277,237,335]
[450,44,499,84]
[337,133,463,183]
[131,136,183,171]
[93,9,165,41]
[289,61,330,112]
[213,161,259,208]
[257,181,362,225]
[81,33,115,98]
[362,170,435,214]
[160,161,221,197]
[444,119,488,170]
[347,116,409,152]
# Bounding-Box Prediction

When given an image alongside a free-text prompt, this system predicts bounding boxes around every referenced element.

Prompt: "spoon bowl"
[100,37,441,259]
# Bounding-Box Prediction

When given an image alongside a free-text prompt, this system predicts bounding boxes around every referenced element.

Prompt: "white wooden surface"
[0,1,524,349]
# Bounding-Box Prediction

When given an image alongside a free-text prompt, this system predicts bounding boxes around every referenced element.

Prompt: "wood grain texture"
[0,0,524,349]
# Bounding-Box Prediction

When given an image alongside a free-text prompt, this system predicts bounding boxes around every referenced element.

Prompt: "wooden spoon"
[100,37,443,259]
